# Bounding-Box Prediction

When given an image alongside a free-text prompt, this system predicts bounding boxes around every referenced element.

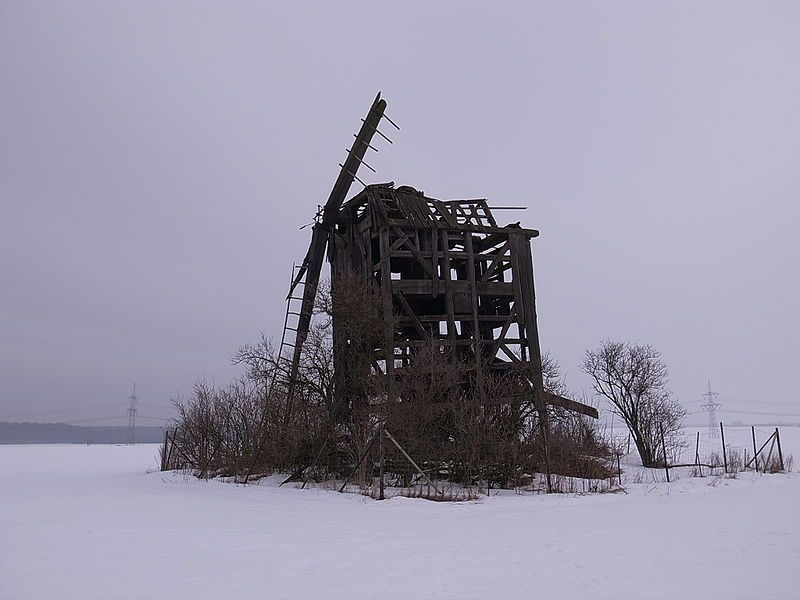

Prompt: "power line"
[711,398,799,407]
[64,416,129,424]
[0,403,122,421]
[61,414,170,425]
[720,409,800,418]
[136,402,175,410]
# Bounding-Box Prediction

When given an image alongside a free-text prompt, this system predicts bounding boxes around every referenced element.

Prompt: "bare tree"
[582,340,685,467]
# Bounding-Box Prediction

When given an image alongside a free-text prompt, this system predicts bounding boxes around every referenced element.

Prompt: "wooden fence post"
[775,427,784,472]
[695,431,701,476]
[379,424,385,501]
[160,430,167,471]
[751,426,758,473]
[763,432,777,472]
[746,433,777,470]
[659,422,670,483]
[540,420,552,494]
[720,422,727,474]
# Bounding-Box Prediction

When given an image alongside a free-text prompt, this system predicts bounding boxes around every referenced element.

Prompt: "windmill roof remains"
[339,183,538,237]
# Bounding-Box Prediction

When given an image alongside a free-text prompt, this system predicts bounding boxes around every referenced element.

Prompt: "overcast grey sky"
[1,1,798,425]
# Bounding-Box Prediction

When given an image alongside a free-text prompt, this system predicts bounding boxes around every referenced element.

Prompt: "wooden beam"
[464,233,482,372]
[385,218,539,238]
[479,392,599,419]
[440,229,457,346]
[379,229,394,382]
[479,241,510,282]
[431,228,439,296]
[488,305,517,360]
[394,292,431,341]
[544,392,599,419]
[373,232,410,273]
[391,225,436,280]
[391,280,514,296]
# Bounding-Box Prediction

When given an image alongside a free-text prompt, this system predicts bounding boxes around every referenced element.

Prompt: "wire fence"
[160,421,791,497]
[662,424,788,481]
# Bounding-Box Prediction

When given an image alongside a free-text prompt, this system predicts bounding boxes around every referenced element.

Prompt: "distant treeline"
[0,422,166,444]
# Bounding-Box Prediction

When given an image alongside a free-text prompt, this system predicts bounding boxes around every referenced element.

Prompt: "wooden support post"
[695,431,702,477]
[379,424,385,501]
[464,233,483,377]
[379,229,394,383]
[507,236,528,364]
[440,229,457,348]
[543,435,553,494]
[720,422,728,474]
[509,233,551,492]
[763,432,777,472]
[776,427,784,472]
[384,429,442,496]
[659,422,670,483]
[752,426,758,472]
[160,429,168,471]
[431,229,439,296]
[746,434,777,469]
[617,453,622,485]
[695,431,700,464]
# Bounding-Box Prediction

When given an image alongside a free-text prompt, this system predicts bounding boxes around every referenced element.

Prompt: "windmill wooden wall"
[328,183,596,418]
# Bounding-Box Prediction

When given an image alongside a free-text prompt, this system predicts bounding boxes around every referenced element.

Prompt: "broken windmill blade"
[285,92,398,386]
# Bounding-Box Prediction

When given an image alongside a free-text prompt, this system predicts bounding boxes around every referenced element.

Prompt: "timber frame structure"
[279,92,597,432]
[328,184,597,419]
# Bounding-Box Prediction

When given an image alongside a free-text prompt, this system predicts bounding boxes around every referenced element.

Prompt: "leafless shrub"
[727,447,745,474]
[548,473,623,494]
[169,381,229,478]
[543,410,615,479]
[763,453,792,474]
[582,340,686,468]
[170,276,612,494]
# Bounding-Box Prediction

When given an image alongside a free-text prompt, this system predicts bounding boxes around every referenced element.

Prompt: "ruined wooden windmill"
[276,93,597,423]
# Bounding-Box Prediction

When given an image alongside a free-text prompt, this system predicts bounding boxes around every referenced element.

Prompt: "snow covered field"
[1,429,799,600]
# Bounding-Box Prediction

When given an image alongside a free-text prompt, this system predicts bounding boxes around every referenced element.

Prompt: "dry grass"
[361,485,480,502]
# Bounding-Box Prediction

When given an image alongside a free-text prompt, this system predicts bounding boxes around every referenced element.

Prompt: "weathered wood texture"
[330,183,597,419]
[288,94,387,389]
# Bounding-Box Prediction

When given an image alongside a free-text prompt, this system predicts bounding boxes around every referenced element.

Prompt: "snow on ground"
[1,429,799,600]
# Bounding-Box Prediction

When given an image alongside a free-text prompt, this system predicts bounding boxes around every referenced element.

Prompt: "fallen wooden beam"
[544,392,599,419]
